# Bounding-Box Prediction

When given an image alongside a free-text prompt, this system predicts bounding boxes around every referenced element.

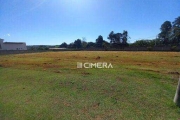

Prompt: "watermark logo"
[77,62,113,69]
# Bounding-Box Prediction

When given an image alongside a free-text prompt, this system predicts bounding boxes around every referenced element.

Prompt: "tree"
[158,21,172,45]
[37,45,49,50]
[81,40,87,48]
[122,30,129,45]
[132,39,156,47]
[86,42,95,48]
[115,33,122,44]
[68,42,75,48]
[60,42,68,48]
[108,31,121,44]
[107,30,130,48]
[171,16,180,45]
[160,21,172,32]
[74,39,82,49]
[107,31,115,43]
[102,41,110,50]
[96,35,104,48]
[30,46,35,50]
[108,31,128,44]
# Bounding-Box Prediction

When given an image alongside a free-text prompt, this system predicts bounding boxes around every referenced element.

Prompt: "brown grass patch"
[54,71,61,73]
[81,72,90,75]
[168,71,180,75]
[96,56,101,60]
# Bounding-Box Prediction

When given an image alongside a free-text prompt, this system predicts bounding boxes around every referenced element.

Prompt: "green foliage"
[67,42,74,48]
[158,21,172,45]
[55,45,60,48]
[132,39,156,47]
[171,16,180,45]
[96,35,104,48]
[160,21,172,33]
[102,41,110,50]
[86,42,95,48]
[60,42,68,48]
[29,46,35,50]
[37,45,49,50]
[81,41,87,48]
[158,16,180,45]
[56,16,180,50]
[74,39,82,49]
[171,46,178,51]
[107,30,129,48]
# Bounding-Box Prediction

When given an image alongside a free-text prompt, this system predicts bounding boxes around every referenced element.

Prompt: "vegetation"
[0,52,180,119]
[96,35,104,48]
[53,16,180,50]
[132,16,180,48]
[107,30,129,48]
[60,42,68,48]
[26,16,180,51]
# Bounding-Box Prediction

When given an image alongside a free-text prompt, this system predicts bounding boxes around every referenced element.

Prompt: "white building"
[0,39,27,50]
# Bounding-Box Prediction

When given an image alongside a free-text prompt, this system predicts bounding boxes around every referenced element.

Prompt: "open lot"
[0,51,180,119]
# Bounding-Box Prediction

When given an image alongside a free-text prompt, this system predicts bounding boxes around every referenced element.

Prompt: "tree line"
[34,16,180,50]
[59,30,130,50]
[59,16,179,49]
[132,16,180,47]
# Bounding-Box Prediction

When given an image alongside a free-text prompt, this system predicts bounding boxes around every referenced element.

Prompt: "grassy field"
[0,51,180,120]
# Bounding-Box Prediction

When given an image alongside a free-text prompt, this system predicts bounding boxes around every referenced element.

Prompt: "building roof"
[3,42,25,44]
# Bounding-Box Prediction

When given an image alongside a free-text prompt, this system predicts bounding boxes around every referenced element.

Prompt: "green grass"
[0,51,180,119]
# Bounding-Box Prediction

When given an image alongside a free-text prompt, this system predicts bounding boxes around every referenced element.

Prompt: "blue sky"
[0,0,180,45]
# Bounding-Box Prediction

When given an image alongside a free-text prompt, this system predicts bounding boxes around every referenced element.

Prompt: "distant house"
[0,39,27,50]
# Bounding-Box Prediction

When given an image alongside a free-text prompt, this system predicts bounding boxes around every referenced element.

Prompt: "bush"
[171,46,177,51]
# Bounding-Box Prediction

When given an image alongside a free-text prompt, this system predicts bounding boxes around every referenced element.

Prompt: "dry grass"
[0,51,180,119]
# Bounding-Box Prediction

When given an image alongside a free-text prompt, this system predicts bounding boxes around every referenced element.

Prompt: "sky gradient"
[0,0,180,45]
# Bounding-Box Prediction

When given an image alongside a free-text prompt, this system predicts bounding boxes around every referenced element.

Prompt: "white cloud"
[7,34,10,36]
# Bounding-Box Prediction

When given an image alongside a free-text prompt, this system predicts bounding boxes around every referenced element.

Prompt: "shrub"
[171,46,177,51]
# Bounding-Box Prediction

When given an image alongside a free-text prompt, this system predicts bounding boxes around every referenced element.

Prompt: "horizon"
[0,0,180,45]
